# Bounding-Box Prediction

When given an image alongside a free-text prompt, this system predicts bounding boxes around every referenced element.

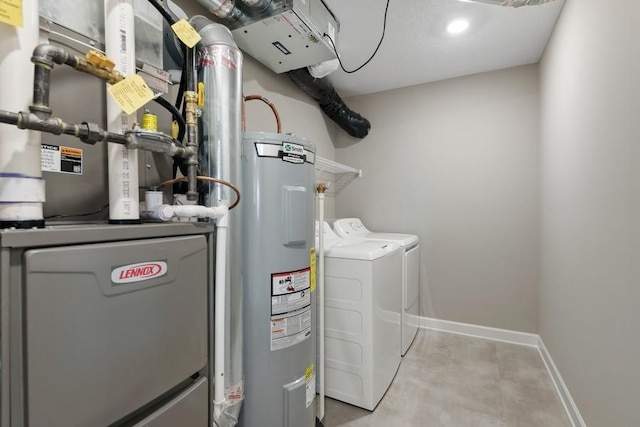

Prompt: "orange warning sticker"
[41,144,83,175]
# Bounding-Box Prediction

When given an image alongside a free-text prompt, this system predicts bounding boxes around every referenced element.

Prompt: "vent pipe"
[287,68,371,139]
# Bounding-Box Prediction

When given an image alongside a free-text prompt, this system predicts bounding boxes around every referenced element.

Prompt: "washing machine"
[333,218,420,356]
[316,221,402,411]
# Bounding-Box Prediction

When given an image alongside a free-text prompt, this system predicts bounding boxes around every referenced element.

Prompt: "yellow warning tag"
[305,364,314,382]
[107,74,154,115]
[310,247,316,293]
[0,0,23,27]
[171,120,179,140]
[198,82,205,107]
[172,19,202,48]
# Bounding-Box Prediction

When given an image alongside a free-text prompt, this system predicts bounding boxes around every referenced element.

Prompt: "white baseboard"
[417,316,539,347]
[416,316,585,427]
[537,337,587,427]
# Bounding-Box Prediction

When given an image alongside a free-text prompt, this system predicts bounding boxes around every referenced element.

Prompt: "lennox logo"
[111,261,168,284]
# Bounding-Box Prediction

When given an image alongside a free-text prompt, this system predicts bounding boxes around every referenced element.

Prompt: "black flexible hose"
[146,0,177,26]
[287,68,371,138]
[152,96,186,142]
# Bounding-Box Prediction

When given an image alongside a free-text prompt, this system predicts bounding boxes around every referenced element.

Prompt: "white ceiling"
[323,0,565,97]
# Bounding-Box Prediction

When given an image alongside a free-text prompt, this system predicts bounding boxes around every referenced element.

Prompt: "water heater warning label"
[271,267,311,351]
[41,144,83,175]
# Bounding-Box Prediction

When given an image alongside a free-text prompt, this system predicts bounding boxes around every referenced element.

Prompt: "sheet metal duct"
[465,0,554,7]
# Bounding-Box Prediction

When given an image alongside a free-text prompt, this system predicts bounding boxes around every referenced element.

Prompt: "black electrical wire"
[152,96,186,142]
[45,203,110,220]
[323,0,391,74]
[146,0,178,26]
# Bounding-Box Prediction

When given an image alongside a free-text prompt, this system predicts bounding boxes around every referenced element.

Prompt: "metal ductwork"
[466,0,554,7]
[287,68,371,139]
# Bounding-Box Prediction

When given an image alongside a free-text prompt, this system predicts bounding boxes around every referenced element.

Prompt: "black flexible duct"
[287,68,371,139]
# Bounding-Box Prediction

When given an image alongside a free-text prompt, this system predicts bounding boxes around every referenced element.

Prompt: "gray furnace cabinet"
[0,223,214,427]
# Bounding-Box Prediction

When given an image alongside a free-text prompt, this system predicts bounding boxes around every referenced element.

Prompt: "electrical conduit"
[0,0,44,229]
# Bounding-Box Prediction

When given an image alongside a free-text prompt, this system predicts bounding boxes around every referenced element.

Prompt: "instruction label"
[305,364,316,408]
[0,0,22,27]
[310,247,316,293]
[271,267,312,351]
[107,74,154,115]
[41,144,83,175]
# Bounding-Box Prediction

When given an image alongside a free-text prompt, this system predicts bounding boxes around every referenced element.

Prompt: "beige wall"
[335,65,540,333]
[539,0,640,425]
[242,55,337,218]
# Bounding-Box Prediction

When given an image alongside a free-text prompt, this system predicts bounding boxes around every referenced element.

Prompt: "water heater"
[240,132,317,427]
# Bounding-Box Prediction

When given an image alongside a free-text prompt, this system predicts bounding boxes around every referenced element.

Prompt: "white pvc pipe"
[0,0,44,225]
[214,212,229,413]
[105,0,139,222]
[141,191,228,221]
[317,191,325,421]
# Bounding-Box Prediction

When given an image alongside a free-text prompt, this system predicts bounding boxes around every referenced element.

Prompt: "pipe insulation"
[191,17,244,427]
[287,68,371,139]
[105,0,140,223]
[0,0,44,229]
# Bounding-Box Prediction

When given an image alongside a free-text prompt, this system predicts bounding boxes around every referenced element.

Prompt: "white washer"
[333,218,420,356]
[316,221,402,410]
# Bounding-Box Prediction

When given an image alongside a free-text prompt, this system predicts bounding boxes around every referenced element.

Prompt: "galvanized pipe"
[184,46,200,201]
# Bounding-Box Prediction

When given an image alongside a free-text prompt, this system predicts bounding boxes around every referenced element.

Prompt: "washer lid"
[333,218,419,247]
[324,239,399,261]
[316,221,400,260]
[363,232,419,247]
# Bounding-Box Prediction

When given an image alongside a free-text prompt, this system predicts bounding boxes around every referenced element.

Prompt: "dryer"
[333,218,420,356]
[316,221,402,411]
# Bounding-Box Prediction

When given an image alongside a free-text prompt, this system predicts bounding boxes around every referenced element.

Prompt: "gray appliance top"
[0,221,215,248]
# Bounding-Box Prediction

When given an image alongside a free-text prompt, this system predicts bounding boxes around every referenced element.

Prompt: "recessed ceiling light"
[447,19,470,34]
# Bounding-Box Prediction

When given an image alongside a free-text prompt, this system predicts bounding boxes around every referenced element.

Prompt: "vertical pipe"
[316,186,326,421]
[105,0,140,223]
[193,18,243,427]
[184,46,199,201]
[214,213,229,409]
[0,0,44,229]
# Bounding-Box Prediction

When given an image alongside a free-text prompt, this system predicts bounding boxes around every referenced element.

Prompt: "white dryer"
[316,221,402,410]
[333,218,420,356]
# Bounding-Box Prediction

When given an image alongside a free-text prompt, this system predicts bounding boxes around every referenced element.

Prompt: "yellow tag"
[198,82,205,107]
[107,74,154,115]
[171,120,179,140]
[0,0,23,27]
[310,247,316,293]
[305,364,314,382]
[171,19,202,48]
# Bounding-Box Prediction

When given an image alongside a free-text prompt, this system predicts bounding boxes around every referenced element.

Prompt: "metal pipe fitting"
[184,46,200,201]
[0,109,128,146]
[30,44,126,119]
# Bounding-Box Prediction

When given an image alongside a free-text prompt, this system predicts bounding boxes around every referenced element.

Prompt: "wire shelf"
[315,156,362,196]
